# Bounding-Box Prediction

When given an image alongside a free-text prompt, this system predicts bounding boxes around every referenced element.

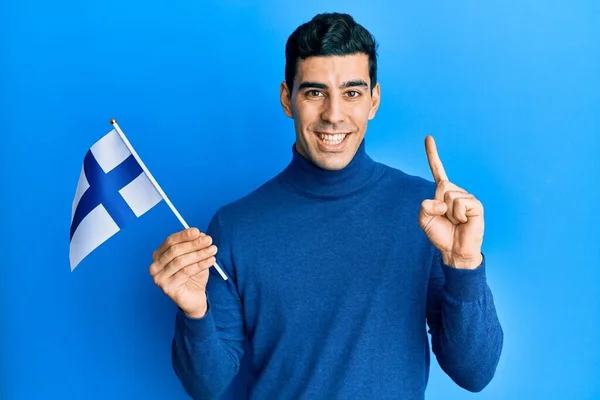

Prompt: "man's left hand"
[418,136,484,270]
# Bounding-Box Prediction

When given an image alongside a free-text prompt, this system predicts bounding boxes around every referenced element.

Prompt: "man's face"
[280,53,381,171]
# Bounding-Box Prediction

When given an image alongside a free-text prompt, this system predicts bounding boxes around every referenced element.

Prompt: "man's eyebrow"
[341,80,368,89]
[298,81,328,90]
[297,80,369,91]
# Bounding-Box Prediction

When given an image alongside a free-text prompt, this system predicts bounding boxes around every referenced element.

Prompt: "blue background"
[1,0,599,399]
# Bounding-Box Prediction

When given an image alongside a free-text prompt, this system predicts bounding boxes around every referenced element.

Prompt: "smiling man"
[149,12,503,399]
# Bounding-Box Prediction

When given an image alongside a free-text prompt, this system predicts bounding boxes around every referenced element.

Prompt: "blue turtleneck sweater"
[171,141,503,399]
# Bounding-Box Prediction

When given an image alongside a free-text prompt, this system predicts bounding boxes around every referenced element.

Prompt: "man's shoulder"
[376,161,436,199]
[209,173,286,227]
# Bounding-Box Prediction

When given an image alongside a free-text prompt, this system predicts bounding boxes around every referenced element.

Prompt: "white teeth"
[319,133,347,145]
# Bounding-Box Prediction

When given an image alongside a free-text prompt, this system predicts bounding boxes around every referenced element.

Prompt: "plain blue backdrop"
[1,0,599,399]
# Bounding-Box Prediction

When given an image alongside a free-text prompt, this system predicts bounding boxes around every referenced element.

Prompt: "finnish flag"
[69,128,163,270]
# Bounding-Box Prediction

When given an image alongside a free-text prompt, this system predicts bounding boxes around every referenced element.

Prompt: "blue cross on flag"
[69,128,163,270]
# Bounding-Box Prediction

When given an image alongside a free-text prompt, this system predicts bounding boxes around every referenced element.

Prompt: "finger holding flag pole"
[109,118,229,281]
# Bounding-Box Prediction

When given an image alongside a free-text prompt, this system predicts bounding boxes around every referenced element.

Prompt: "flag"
[69,127,163,270]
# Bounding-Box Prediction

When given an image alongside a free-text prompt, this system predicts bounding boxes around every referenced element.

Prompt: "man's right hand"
[149,228,218,319]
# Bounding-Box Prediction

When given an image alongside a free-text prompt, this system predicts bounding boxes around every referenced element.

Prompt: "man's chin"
[297,139,358,171]
[312,154,353,171]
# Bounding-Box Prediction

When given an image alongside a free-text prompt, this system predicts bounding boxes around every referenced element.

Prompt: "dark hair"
[284,12,379,95]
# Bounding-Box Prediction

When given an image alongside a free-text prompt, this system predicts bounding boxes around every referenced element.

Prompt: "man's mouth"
[317,132,348,146]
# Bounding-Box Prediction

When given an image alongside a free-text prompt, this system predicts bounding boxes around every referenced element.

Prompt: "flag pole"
[110,118,228,281]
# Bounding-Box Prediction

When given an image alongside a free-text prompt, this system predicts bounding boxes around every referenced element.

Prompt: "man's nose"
[320,96,345,125]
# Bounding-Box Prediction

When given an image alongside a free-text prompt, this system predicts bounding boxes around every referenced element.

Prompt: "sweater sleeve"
[171,209,246,399]
[426,249,504,392]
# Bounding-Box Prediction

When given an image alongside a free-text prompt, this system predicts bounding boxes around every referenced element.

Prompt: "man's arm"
[171,210,246,399]
[426,249,503,392]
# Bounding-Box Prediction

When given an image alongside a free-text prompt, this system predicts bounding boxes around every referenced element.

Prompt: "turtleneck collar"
[280,139,379,199]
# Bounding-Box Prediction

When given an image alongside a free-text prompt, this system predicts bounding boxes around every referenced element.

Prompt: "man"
[149,12,503,399]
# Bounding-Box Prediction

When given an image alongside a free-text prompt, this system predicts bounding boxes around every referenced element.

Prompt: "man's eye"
[346,90,360,98]
[306,90,323,97]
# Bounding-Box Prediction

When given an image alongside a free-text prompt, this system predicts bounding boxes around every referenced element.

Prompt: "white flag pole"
[110,118,228,281]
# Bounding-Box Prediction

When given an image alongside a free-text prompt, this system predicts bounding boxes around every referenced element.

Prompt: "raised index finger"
[425,135,448,183]
[153,227,201,262]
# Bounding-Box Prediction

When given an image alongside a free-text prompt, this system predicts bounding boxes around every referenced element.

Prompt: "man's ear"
[368,82,381,120]
[280,81,293,119]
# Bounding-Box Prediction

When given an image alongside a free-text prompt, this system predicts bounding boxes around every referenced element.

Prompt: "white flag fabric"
[69,128,163,270]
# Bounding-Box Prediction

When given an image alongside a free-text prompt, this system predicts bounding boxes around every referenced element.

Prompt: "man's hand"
[149,228,218,318]
[418,136,484,270]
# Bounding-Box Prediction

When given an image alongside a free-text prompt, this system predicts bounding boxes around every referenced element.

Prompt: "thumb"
[419,199,447,220]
